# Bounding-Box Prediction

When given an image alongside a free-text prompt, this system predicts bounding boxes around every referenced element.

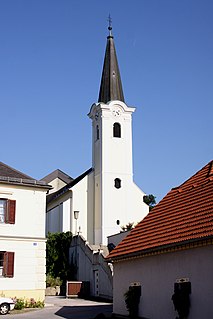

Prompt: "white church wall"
[89,101,149,245]
[72,175,90,237]
[46,205,61,233]
[127,182,148,224]
[46,191,72,234]
[101,177,148,243]
[87,171,94,243]
[100,106,133,175]
[113,245,213,319]
[62,198,71,232]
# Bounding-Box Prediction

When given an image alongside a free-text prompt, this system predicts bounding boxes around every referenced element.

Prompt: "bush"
[124,286,141,318]
[14,298,44,310]
[46,274,62,287]
[46,231,73,284]
[14,298,25,310]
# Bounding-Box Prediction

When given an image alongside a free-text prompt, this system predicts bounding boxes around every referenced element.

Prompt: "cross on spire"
[108,14,112,36]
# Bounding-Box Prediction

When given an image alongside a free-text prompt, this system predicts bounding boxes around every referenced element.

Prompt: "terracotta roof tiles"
[108,160,213,260]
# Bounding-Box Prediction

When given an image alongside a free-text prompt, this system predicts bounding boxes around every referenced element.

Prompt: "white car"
[0,298,15,315]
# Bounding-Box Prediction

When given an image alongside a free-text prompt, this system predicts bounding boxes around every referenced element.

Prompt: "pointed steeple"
[98,21,125,104]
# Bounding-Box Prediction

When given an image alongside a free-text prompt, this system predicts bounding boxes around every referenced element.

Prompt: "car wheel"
[0,303,9,315]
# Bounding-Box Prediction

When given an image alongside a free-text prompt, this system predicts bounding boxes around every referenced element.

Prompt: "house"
[43,24,149,300]
[0,161,51,301]
[107,160,213,319]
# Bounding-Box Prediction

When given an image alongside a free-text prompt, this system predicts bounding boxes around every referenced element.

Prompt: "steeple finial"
[98,21,125,104]
[108,14,112,36]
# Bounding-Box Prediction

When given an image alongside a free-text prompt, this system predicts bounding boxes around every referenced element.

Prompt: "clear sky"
[0,0,212,202]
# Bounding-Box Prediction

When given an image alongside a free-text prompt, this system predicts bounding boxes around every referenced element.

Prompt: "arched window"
[113,122,121,138]
[114,178,121,189]
[96,125,99,140]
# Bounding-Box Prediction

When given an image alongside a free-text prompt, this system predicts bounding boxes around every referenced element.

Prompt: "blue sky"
[0,0,212,202]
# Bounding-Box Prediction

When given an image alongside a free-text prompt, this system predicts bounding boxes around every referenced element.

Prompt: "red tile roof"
[107,160,213,260]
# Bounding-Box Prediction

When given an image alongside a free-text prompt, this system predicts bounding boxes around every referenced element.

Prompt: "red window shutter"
[3,252,15,278]
[6,200,16,224]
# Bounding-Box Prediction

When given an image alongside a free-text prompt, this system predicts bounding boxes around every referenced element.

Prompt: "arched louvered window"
[114,178,121,189]
[113,123,121,138]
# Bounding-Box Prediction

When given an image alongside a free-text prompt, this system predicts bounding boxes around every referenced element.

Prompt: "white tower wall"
[88,101,148,245]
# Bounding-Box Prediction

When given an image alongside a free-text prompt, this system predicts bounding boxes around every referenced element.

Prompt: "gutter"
[107,235,213,263]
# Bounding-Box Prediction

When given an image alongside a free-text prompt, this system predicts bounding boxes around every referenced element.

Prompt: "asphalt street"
[9,296,113,319]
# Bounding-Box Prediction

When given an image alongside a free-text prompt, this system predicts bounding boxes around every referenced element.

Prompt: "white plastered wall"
[89,101,149,245]
[0,184,46,238]
[46,171,94,243]
[113,245,213,319]
[0,183,47,300]
[0,239,46,300]
[72,172,93,240]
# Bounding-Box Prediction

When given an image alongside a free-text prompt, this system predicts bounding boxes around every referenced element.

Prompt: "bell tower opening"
[113,122,121,138]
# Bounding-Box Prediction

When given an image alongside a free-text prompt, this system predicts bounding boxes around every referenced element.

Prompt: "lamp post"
[74,211,79,235]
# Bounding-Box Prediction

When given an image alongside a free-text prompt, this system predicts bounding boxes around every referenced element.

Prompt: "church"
[43,25,149,299]
[43,25,149,247]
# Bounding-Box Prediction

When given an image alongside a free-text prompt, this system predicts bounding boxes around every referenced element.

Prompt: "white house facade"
[0,162,50,301]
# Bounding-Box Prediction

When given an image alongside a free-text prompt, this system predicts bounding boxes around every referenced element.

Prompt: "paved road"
[9,296,113,319]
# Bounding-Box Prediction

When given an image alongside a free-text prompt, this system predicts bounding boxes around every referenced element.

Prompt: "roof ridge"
[47,167,93,204]
[0,161,34,180]
[174,160,213,191]
[207,160,213,177]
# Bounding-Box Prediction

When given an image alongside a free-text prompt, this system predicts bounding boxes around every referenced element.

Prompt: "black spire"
[98,20,125,104]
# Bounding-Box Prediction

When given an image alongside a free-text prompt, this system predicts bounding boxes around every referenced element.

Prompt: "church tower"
[88,25,148,245]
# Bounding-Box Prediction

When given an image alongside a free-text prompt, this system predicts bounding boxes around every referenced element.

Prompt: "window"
[0,252,14,277]
[0,199,16,224]
[113,122,121,138]
[0,252,4,276]
[114,178,121,189]
[96,125,99,140]
[0,200,6,223]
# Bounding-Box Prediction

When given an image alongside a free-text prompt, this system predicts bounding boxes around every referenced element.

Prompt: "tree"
[46,231,73,284]
[143,194,156,211]
[121,222,134,232]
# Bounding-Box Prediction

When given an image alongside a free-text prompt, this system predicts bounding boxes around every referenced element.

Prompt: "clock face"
[112,108,121,117]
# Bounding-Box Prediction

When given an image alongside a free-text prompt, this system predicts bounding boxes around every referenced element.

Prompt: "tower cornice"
[88,101,135,120]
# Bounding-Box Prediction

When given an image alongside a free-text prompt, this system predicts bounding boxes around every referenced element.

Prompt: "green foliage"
[121,222,134,232]
[143,194,156,211]
[14,298,44,310]
[33,300,44,308]
[46,274,62,287]
[46,231,73,284]
[14,298,25,310]
[124,286,141,318]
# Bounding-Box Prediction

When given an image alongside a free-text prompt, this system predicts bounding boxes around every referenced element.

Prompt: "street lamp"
[74,211,79,235]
